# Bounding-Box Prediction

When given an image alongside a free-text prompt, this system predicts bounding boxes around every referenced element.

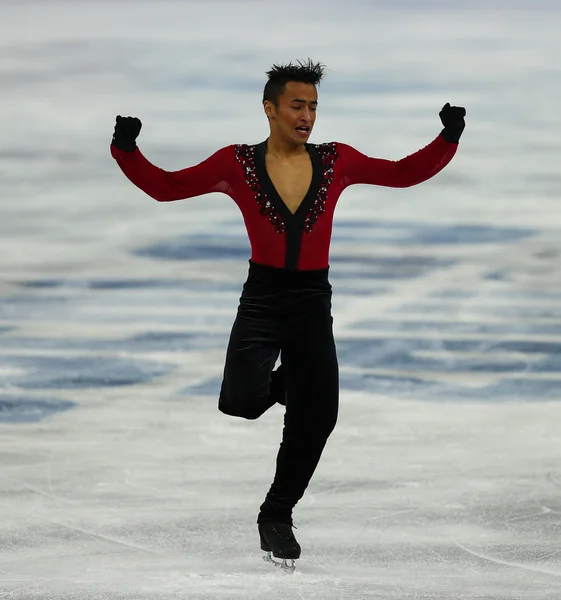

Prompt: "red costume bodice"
[111,135,457,270]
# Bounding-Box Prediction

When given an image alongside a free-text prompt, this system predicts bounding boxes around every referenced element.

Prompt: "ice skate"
[258,520,300,573]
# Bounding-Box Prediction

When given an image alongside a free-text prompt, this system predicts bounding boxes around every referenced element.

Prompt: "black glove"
[439,103,466,143]
[112,115,142,152]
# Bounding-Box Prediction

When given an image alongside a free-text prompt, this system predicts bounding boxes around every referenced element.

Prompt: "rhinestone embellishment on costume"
[304,142,338,233]
[235,144,286,234]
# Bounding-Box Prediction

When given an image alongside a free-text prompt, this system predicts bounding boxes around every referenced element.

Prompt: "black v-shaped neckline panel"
[252,140,327,270]
[254,141,324,226]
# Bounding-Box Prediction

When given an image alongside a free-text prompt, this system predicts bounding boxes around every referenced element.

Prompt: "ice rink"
[2,1,561,598]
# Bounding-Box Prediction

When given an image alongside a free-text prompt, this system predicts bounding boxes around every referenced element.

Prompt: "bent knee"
[218,393,266,420]
[219,403,261,420]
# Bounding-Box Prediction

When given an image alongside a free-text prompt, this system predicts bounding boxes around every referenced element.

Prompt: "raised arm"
[339,103,466,188]
[110,116,235,202]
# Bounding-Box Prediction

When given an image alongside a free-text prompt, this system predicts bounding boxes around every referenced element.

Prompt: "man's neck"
[266,135,308,160]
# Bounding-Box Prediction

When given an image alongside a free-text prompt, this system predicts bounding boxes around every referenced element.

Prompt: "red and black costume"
[111,134,457,524]
[111,136,456,270]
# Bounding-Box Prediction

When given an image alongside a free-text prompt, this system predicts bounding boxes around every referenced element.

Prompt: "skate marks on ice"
[329,220,561,404]
[0,353,174,423]
[0,394,76,423]
[0,274,239,423]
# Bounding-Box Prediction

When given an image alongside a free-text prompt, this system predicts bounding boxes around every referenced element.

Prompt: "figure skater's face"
[265,81,317,145]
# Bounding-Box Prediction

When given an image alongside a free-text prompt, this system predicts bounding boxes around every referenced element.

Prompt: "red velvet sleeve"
[338,134,458,189]
[110,144,236,202]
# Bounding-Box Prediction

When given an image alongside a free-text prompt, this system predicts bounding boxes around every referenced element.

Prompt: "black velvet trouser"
[218,261,339,523]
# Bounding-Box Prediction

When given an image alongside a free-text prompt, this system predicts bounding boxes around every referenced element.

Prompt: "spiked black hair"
[263,59,325,106]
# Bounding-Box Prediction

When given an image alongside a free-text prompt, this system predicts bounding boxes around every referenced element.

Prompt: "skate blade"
[263,552,296,573]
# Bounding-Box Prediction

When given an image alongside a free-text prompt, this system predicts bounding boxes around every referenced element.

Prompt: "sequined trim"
[304,142,338,233]
[235,144,286,234]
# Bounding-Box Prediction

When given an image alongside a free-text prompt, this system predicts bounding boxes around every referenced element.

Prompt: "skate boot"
[258,520,300,572]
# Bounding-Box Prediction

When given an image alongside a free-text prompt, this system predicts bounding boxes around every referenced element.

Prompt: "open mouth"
[295,126,310,137]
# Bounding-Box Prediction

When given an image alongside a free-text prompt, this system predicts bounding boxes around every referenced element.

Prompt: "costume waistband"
[247,260,330,289]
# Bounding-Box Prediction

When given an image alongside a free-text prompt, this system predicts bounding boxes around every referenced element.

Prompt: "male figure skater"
[110,59,466,571]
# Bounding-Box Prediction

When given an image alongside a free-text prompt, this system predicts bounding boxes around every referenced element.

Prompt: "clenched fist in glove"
[112,115,142,152]
[439,103,466,144]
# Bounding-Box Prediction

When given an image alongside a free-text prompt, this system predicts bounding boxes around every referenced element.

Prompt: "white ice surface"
[2,1,561,599]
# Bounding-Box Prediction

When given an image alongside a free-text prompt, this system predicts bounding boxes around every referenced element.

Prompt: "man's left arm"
[339,103,466,188]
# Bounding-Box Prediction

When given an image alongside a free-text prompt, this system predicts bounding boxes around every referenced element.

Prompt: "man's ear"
[263,100,275,120]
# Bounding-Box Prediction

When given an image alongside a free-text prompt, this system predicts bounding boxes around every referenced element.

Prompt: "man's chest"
[264,156,313,215]
[232,142,340,235]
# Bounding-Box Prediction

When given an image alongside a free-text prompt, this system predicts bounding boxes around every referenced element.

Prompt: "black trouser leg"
[258,297,339,522]
[218,314,282,420]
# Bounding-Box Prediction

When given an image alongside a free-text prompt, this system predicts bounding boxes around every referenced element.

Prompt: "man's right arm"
[110,116,234,202]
